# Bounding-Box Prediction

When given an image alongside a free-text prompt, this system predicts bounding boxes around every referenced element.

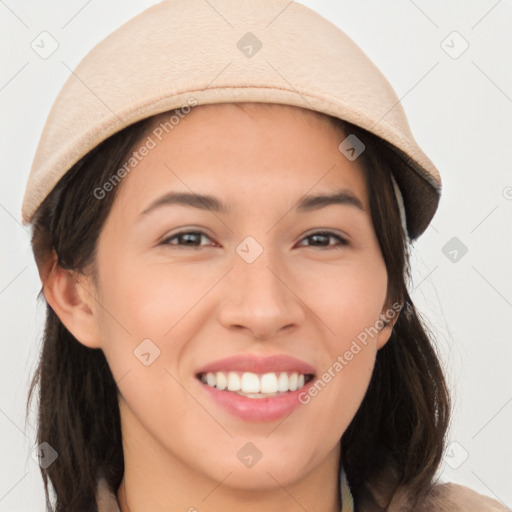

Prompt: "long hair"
[26,107,450,511]
[334,120,451,510]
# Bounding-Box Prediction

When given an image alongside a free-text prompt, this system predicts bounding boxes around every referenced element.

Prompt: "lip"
[197,375,317,422]
[194,353,317,376]
[195,353,317,422]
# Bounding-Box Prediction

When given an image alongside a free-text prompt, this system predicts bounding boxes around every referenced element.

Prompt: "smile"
[197,371,315,398]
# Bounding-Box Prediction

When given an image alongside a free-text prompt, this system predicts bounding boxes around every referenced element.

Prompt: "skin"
[43,102,398,512]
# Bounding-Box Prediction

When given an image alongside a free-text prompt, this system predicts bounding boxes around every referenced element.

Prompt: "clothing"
[94,466,509,511]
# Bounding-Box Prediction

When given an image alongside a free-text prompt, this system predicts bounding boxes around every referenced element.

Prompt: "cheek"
[93,253,222,389]
[297,256,388,341]
[92,257,198,432]
[95,253,203,339]
[295,258,387,422]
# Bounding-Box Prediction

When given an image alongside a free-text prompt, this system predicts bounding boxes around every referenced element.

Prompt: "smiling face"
[52,102,395,506]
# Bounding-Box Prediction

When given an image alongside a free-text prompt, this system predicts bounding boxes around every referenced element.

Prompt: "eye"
[159,229,348,249]
[297,231,348,249]
[160,230,216,248]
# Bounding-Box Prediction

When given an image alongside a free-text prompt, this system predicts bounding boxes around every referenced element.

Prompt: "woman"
[22,1,508,511]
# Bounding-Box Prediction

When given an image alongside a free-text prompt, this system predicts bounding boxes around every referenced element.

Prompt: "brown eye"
[160,231,213,247]
[298,231,348,248]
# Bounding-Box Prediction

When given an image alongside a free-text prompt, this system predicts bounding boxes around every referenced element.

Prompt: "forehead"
[111,102,369,216]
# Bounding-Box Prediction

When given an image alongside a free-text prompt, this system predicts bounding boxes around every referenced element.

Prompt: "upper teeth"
[200,371,307,393]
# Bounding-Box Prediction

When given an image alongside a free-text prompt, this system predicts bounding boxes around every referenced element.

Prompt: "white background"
[1,0,511,510]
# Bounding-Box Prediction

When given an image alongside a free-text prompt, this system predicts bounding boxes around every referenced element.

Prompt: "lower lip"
[197,378,316,422]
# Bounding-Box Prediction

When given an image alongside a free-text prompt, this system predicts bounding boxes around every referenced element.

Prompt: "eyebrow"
[138,189,365,218]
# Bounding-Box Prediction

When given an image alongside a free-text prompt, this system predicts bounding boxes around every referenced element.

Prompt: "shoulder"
[420,481,510,512]
[357,476,510,512]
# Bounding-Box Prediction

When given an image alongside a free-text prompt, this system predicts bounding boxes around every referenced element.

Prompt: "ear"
[41,250,102,349]
[375,301,403,350]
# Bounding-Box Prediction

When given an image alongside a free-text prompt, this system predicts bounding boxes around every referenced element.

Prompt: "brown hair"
[26,106,450,511]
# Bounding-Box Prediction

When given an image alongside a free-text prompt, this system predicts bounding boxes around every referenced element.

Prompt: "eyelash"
[159,230,349,249]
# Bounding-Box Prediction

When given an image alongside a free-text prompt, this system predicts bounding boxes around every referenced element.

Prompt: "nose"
[217,247,306,340]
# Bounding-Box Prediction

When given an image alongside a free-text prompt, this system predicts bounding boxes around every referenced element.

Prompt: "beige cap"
[21,0,441,240]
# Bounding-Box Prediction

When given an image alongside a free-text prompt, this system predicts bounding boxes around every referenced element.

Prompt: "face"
[62,103,394,494]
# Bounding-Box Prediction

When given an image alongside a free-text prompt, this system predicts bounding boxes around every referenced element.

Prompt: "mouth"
[193,353,318,420]
[196,371,316,399]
